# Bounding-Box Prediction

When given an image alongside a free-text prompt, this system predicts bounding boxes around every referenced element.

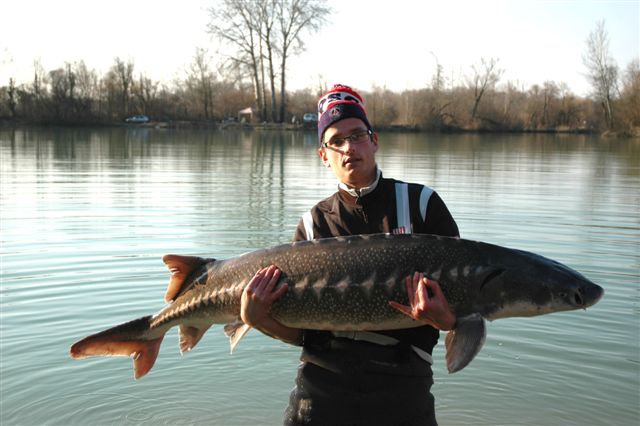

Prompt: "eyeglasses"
[323,129,372,149]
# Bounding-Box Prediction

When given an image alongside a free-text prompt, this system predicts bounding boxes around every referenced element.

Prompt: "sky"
[1,0,638,97]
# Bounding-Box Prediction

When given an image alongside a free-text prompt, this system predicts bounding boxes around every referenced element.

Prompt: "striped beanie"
[317,84,372,145]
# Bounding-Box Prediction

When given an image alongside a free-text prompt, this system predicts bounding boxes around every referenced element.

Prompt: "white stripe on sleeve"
[395,182,412,234]
[419,186,434,222]
[302,211,314,240]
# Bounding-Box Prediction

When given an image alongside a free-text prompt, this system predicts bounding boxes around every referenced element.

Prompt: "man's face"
[318,117,379,189]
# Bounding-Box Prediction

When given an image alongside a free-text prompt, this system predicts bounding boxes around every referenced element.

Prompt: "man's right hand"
[240,265,288,327]
[240,265,303,345]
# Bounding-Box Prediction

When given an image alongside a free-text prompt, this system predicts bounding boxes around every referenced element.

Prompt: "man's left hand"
[389,272,457,331]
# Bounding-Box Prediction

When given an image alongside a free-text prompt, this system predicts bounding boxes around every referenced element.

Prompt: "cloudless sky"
[1,0,638,97]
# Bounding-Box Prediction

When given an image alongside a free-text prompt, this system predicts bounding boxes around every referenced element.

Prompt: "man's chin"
[340,169,368,185]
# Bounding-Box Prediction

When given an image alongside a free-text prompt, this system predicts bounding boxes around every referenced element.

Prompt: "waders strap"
[332,330,399,345]
[331,331,433,365]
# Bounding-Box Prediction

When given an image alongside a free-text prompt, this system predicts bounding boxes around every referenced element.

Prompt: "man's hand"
[389,272,457,331]
[240,265,302,344]
[241,265,288,327]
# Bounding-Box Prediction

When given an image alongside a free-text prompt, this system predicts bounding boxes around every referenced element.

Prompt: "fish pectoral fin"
[69,315,164,380]
[444,313,487,374]
[162,255,209,302]
[224,320,252,353]
[179,324,212,354]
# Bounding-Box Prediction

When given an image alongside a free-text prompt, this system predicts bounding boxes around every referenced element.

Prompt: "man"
[241,85,459,425]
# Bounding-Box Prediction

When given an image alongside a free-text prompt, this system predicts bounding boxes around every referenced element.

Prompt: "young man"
[241,85,459,425]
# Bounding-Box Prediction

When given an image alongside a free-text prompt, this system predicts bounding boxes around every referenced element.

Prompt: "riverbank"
[1,117,637,137]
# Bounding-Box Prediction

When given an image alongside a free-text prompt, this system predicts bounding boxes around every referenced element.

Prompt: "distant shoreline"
[1,118,637,138]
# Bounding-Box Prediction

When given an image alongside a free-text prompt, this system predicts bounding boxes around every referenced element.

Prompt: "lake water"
[1,126,638,426]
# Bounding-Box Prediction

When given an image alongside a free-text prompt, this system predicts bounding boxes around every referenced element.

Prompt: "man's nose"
[341,140,357,154]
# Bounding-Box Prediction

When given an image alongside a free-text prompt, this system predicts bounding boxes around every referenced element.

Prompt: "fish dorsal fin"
[224,320,251,353]
[162,255,209,302]
[444,313,487,373]
[179,324,212,354]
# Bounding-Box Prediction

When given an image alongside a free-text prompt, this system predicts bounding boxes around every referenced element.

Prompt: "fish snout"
[584,283,605,307]
[561,283,604,309]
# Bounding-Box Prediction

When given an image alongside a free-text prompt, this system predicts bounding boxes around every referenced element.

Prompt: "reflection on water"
[1,127,638,426]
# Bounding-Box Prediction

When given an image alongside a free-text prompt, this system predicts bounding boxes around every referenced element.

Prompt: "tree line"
[1,13,638,135]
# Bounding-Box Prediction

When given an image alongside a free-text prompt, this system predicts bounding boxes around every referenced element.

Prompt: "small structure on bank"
[238,107,253,123]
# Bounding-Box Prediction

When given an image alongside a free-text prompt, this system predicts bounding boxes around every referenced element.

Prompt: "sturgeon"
[70,233,603,378]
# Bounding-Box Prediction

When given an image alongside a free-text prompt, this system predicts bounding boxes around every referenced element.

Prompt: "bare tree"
[188,47,216,119]
[425,52,450,128]
[368,85,399,127]
[275,0,330,122]
[430,52,445,93]
[583,20,618,129]
[208,1,263,120]
[111,58,134,117]
[49,67,73,119]
[7,77,17,117]
[27,59,49,119]
[132,73,158,116]
[66,63,76,107]
[619,58,640,130]
[468,57,503,120]
[316,75,328,96]
[31,59,47,100]
[206,0,328,122]
[73,61,99,115]
[102,58,134,119]
[556,82,581,129]
[541,81,559,127]
[258,25,268,121]
[500,81,518,127]
[259,0,278,122]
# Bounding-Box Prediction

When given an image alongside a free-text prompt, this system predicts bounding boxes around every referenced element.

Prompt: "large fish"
[70,233,603,379]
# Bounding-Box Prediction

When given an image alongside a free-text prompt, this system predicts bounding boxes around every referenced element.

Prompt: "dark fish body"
[70,233,603,378]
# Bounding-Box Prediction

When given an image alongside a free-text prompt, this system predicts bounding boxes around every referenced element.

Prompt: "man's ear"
[371,132,379,152]
[317,148,330,167]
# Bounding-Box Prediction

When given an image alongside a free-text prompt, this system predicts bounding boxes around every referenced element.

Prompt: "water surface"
[1,127,638,425]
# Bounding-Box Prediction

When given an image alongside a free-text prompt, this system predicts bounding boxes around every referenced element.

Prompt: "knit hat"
[317,84,372,145]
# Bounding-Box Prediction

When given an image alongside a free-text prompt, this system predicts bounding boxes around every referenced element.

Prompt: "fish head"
[476,249,604,320]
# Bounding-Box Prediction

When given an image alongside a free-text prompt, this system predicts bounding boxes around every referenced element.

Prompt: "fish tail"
[69,315,165,379]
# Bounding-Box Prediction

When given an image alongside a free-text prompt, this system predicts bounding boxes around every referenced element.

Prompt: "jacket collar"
[338,167,382,198]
